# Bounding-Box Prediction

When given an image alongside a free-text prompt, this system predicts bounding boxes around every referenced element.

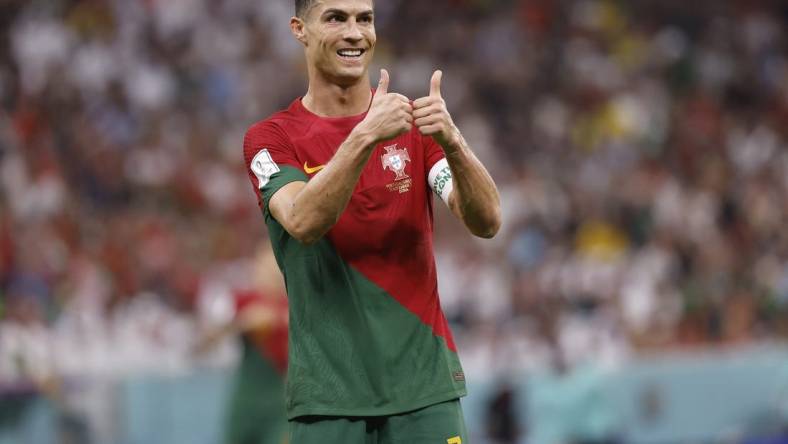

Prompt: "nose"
[343,19,363,42]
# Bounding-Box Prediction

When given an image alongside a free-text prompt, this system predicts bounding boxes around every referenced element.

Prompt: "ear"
[290,17,308,46]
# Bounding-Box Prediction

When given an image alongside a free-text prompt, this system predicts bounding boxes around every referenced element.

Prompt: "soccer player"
[194,244,289,444]
[222,289,288,444]
[242,0,501,442]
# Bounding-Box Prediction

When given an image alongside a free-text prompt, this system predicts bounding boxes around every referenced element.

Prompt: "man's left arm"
[413,70,502,238]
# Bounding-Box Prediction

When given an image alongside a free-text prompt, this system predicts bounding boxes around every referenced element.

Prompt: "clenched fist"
[357,69,413,144]
[413,70,460,151]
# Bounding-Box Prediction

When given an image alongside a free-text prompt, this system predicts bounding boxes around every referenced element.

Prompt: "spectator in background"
[485,383,520,444]
[0,284,58,438]
[0,0,785,442]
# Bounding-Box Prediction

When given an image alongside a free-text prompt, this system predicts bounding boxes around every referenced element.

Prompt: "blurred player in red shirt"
[195,244,288,444]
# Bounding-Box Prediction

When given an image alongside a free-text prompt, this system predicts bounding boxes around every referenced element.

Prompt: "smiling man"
[242,0,501,442]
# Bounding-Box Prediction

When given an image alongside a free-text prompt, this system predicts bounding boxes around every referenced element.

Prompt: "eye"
[358,15,373,23]
[327,14,344,23]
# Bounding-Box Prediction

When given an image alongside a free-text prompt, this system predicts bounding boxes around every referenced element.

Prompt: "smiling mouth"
[336,48,365,60]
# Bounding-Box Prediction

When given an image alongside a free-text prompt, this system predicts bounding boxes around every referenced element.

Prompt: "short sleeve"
[243,121,308,216]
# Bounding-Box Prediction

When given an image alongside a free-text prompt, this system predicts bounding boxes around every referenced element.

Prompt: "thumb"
[429,70,442,98]
[376,69,389,96]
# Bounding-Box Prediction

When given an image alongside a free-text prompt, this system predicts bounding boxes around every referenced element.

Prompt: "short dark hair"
[295,0,316,18]
[295,1,375,19]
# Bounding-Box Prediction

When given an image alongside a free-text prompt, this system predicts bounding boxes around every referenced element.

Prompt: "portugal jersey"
[242,97,465,419]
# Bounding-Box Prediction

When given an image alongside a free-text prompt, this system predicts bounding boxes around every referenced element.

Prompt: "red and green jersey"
[228,291,288,444]
[242,97,466,419]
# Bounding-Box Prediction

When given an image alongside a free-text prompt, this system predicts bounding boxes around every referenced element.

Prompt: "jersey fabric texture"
[242,96,466,419]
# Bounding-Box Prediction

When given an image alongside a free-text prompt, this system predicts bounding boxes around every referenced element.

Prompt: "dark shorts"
[288,399,468,444]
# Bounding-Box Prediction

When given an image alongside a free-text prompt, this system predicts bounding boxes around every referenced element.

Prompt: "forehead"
[310,0,374,15]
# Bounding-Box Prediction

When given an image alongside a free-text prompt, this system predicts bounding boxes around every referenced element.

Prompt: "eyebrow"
[322,8,374,17]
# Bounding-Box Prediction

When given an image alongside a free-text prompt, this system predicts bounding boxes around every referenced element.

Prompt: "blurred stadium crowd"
[0,0,787,441]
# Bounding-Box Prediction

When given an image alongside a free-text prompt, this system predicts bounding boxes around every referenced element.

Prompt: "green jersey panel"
[266,215,465,419]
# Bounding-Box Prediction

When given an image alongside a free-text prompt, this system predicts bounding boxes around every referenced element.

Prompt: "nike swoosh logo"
[303,162,326,174]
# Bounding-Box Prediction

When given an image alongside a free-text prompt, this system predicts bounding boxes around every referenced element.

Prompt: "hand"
[413,70,459,150]
[357,69,413,145]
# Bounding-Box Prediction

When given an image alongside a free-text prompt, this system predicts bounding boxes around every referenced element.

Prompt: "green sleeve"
[261,165,309,219]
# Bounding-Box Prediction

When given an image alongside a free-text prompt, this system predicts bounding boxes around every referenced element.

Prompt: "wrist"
[440,126,464,155]
[350,124,378,150]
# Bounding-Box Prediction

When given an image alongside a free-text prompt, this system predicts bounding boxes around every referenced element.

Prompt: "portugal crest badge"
[382,144,410,180]
[381,144,412,193]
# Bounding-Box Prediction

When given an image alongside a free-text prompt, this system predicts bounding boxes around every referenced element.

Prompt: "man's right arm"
[268,130,375,245]
[268,69,412,245]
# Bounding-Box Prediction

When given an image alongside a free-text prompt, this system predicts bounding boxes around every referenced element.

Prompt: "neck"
[302,71,372,117]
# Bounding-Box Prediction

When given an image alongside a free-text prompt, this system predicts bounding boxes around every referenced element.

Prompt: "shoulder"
[243,102,311,169]
[244,97,309,142]
[243,107,304,158]
[245,110,291,141]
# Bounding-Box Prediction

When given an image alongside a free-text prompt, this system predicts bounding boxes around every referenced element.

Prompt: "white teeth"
[337,49,363,57]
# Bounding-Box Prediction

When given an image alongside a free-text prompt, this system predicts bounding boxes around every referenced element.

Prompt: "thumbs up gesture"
[358,69,414,144]
[413,70,459,150]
